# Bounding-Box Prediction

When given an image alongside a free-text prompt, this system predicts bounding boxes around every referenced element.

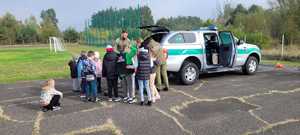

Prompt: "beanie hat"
[106,45,114,52]
[139,47,148,53]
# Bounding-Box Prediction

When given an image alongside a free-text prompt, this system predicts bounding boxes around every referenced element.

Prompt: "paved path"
[0,65,300,135]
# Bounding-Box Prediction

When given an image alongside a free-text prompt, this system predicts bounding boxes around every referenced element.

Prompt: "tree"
[248,5,264,13]
[156,16,203,30]
[141,6,154,26]
[234,4,248,15]
[40,9,60,43]
[63,27,79,43]
[273,0,300,45]
[156,18,170,28]
[41,8,58,26]
[16,16,40,44]
[40,17,60,43]
[217,2,234,25]
[0,12,19,44]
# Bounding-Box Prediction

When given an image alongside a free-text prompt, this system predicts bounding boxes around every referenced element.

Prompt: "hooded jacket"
[102,51,118,79]
[77,55,87,78]
[125,44,138,65]
[68,57,78,78]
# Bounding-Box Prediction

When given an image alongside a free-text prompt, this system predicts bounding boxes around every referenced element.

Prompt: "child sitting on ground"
[40,79,63,112]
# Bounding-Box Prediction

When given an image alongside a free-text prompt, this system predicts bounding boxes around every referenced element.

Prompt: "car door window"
[183,33,196,43]
[169,33,184,43]
[168,33,196,44]
[219,32,233,47]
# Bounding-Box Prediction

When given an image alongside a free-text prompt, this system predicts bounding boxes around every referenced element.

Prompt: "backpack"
[82,59,96,81]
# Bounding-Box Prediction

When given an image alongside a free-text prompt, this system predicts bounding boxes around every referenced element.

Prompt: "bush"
[229,27,272,49]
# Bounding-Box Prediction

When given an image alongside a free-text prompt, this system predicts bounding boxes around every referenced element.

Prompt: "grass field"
[0,44,105,84]
[262,45,300,62]
[261,45,300,68]
[261,60,300,67]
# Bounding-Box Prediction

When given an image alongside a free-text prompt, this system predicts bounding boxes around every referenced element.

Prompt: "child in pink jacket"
[94,51,102,96]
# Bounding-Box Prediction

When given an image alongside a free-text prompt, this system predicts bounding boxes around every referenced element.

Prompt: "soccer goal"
[49,37,65,52]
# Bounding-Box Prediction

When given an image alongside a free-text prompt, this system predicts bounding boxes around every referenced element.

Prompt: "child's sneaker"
[152,98,156,103]
[123,97,129,102]
[80,94,86,98]
[92,97,100,103]
[41,108,48,112]
[156,95,161,100]
[87,98,92,102]
[113,97,121,102]
[147,101,152,106]
[108,98,113,102]
[140,101,144,106]
[128,98,137,104]
[52,106,61,111]
[95,98,100,102]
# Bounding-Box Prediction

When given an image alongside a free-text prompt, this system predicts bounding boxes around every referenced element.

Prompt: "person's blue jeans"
[86,79,97,98]
[81,78,87,95]
[138,80,152,102]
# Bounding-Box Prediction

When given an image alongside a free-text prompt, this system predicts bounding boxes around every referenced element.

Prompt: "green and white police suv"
[140,25,261,85]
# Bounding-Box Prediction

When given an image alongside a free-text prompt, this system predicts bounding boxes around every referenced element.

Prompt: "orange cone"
[275,63,284,69]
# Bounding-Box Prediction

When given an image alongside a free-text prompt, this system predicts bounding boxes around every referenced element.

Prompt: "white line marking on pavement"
[154,107,193,135]
[32,111,44,135]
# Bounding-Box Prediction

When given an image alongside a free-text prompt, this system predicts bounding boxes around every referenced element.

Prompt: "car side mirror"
[237,39,244,45]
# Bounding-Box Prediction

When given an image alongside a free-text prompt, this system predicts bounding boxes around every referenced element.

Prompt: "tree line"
[0,8,79,45]
[1,0,299,48]
[155,0,300,48]
[217,0,300,48]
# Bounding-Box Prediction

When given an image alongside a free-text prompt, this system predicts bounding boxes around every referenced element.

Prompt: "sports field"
[0,45,105,83]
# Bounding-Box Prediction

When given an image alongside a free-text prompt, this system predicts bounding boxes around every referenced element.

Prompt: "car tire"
[179,61,200,85]
[242,56,258,75]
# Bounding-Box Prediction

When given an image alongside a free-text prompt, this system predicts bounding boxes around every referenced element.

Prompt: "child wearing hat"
[102,45,120,102]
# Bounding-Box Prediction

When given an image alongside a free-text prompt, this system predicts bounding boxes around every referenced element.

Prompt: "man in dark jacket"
[136,47,152,106]
[102,45,121,102]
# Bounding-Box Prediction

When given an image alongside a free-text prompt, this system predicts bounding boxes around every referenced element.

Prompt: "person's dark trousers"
[43,95,61,110]
[107,78,118,98]
[96,77,102,94]
[86,79,98,100]
[81,78,87,95]
[135,75,139,91]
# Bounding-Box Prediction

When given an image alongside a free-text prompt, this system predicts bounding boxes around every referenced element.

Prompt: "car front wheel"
[242,56,258,75]
[179,61,199,85]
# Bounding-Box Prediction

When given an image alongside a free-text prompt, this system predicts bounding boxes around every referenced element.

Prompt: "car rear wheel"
[179,61,199,85]
[242,56,258,75]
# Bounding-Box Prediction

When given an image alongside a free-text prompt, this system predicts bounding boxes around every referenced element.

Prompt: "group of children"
[40,38,165,111]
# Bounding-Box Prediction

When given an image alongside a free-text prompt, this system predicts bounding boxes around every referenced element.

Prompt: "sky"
[0,0,270,31]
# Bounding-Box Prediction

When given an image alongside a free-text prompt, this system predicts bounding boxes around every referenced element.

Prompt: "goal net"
[49,37,65,52]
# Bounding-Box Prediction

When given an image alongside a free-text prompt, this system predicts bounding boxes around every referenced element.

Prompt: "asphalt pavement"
[0,65,299,135]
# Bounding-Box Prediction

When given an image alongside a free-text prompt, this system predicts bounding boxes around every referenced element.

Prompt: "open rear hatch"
[139,25,170,33]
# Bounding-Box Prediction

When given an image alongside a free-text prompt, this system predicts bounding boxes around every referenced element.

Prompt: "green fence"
[83,6,142,47]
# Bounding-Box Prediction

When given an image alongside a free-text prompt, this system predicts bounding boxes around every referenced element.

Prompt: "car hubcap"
[185,67,196,81]
[248,60,257,72]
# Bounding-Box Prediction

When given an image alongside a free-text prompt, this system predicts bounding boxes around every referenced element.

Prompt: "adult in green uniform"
[148,39,169,91]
